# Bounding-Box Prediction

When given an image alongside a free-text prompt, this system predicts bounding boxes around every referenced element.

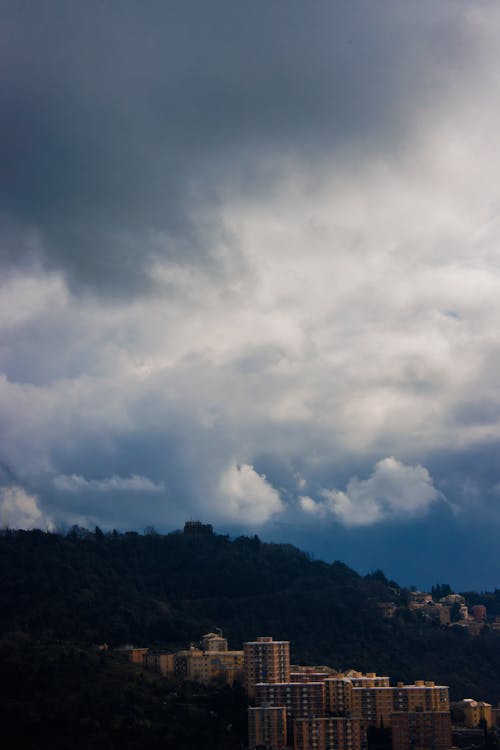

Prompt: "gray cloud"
[0,0,482,293]
[1,2,500,585]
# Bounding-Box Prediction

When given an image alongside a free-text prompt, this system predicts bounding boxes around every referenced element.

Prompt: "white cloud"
[217,463,283,524]
[0,486,53,530]
[300,458,442,527]
[53,474,165,493]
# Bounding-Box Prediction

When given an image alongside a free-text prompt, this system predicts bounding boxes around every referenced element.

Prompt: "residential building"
[256,681,326,719]
[294,717,365,750]
[201,631,228,652]
[248,706,288,750]
[391,711,452,750]
[325,678,353,716]
[244,637,291,697]
[392,682,450,715]
[144,651,175,675]
[459,699,493,729]
[175,644,243,685]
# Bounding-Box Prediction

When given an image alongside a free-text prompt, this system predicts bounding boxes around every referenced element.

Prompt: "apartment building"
[256,681,326,719]
[144,651,175,675]
[248,706,288,750]
[459,698,493,729]
[201,631,228,652]
[244,637,291,697]
[351,686,395,728]
[294,717,365,750]
[325,678,354,716]
[392,682,449,715]
[290,666,334,683]
[391,711,452,750]
[175,644,244,684]
[350,681,449,729]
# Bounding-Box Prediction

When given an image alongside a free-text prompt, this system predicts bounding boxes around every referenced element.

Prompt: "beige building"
[323,673,390,717]
[350,682,449,729]
[144,651,176,675]
[175,644,243,685]
[248,706,288,750]
[392,682,449,714]
[391,711,452,750]
[294,717,365,750]
[256,681,326,719]
[459,699,493,729]
[244,637,291,697]
[201,631,228,652]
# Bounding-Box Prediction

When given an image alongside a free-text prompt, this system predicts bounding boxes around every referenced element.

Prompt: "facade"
[256,681,326,719]
[325,678,354,716]
[290,666,334,682]
[391,711,452,750]
[294,717,364,750]
[144,651,176,675]
[248,706,288,750]
[244,637,291,697]
[459,699,493,729]
[351,687,395,728]
[392,682,450,715]
[175,645,244,685]
[201,631,228,652]
[350,682,449,729]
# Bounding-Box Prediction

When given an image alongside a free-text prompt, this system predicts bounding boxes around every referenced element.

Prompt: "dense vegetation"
[0,633,247,750]
[1,526,499,748]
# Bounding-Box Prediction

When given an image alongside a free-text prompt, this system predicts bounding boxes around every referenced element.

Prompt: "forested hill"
[1,526,499,703]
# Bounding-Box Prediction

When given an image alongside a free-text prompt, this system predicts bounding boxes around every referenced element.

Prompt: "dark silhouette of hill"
[1,526,499,706]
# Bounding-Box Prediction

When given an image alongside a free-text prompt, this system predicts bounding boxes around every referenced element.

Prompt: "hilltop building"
[120,630,243,685]
[183,520,213,536]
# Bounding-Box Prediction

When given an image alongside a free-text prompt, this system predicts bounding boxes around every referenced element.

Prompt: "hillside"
[1,526,499,705]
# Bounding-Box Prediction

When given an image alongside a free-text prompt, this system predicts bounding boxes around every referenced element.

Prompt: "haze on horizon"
[1,1,499,591]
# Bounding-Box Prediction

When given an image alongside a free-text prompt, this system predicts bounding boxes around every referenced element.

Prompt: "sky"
[1,0,500,591]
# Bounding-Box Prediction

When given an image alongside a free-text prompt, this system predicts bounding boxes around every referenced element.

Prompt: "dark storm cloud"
[0,0,471,292]
[2,1,500,589]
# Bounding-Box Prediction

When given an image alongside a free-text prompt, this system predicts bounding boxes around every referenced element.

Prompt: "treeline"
[1,527,499,705]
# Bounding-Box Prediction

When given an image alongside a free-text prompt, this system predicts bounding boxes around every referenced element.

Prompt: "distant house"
[183,520,213,536]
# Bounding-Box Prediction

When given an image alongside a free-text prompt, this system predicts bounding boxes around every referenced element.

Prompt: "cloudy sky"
[1,0,500,589]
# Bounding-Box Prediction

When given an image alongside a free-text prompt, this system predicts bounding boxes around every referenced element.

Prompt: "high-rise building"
[391,711,452,750]
[351,682,449,729]
[256,681,326,719]
[392,682,449,715]
[248,706,288,750]
[244,637,291,697]
[294,717,365,750]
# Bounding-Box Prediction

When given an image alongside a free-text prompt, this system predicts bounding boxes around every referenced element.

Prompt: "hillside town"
[377,590,500,636]
[121,632,499,750]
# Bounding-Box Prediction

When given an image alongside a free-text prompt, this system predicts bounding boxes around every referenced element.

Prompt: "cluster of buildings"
[120,631,244,685]
[245,636,452,750]
[378,592,500,636]
[121,631,498,749]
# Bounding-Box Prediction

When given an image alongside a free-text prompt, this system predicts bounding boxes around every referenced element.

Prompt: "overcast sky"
[1,1,500,590]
